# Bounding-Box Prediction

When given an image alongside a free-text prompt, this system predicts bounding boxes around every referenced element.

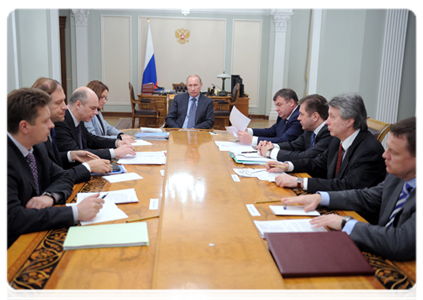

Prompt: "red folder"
[265,231,374,278]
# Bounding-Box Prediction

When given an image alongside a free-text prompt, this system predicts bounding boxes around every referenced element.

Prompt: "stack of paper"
[229,151,271,165]
[214,141,255,152]
[135,132,169,140]
[233,168,280,182]
[63,222,149,250]
[254,219,327,238]
[269,205,320,216]
[117,151,167,165]
[140,127,163,133]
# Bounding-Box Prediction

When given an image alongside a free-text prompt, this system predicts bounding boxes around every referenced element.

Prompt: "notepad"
[269,205,320,216]
[63,222,149,250]
[254,219,326,238]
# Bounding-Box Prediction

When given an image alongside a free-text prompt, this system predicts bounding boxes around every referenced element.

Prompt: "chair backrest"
[142,82,155,95]
[173,82,187,93]
[128,82,136,102]
[367,117,392,142]
[231,83,240,104]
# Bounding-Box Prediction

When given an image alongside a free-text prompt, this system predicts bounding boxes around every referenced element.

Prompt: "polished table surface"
[7,130,416,291]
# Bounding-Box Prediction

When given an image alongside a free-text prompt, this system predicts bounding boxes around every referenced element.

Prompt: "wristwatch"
[341,216,353,229]
[42,192,57,204]
[296,177,303,188]
[266,148,274,158]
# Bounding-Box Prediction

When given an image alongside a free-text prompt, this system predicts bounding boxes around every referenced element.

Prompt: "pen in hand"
[101,193,108,199]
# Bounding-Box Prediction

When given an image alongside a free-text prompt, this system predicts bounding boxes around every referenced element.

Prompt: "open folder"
[63,222,149,250]
[265,231,374,278]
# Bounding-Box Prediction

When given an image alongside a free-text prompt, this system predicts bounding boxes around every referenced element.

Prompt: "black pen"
[101,193,108,199]
[241,151,258,154]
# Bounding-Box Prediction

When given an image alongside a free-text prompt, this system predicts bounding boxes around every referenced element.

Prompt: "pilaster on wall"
[269,9,293,121]
[72,9,90,88]
[376,9,409,125]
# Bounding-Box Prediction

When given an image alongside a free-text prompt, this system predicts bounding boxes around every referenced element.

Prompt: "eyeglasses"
[100,96,108,101]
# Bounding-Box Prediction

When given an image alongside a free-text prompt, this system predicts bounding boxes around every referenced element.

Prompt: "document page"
[77,188,139,204]
[103,172,143,183]
[117,151,166,165]
[269,205,320,216]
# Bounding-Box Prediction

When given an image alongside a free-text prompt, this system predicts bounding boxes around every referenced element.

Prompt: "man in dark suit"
[7,88,105,248]
[266,93,386,211]
[282,117,416,261]
[237,88,303,145]
[165,75,214,129]
[257,94,333,161]
[54,86,135,159]
[32,78,112,183]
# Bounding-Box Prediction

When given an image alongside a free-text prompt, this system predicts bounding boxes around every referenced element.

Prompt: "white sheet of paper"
[225,126,239,138]
[254,219,327,238]
[231,174,241,182]
[117,151,166,165]
[77,189,139,204]
[229,106,250,131]
[67,198,128,225]
[214,141,255,152]
[269,205,320,216]
[149,198,159,210]
[103,172,143,183]
[131,139,153,146]
[246,204,261,216]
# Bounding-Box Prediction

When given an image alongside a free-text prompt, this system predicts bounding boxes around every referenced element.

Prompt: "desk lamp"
[217,72,231,96]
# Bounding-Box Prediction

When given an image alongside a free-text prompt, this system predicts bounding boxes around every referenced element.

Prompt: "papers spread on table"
[233,168,281,182]
[77,188,139,204]
[225,106,251,138]
[63,222,149,250]
[229,151,272,165]
[269,205,320,216]
[254,219,327,238]
[117,151,167,165]
[215,141,255,152]
[140,127,163,133]
[135,132,169,140]
[67,197,128,225]
[131,139,153,146]
[103,172,143,183]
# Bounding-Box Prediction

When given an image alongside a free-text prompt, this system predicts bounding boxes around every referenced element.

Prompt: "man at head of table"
[7,87,105,248]
[281,117,416,262]
[165,74,214,129]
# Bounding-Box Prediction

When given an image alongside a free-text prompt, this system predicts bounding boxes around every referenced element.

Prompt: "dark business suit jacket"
[55,110,117,159]
[44,132,91,183]
[327,174,415,261]
[165,93,214,129]
[274,124,333,161]
[7,137,75,248]
[252,106,303,143]
[291,130,386,194]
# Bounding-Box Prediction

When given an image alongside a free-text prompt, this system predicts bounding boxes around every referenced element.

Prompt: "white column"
[376,9,409,124]
[47,9,61,82]
[307,9,323,95]
[71,9,90,87]
[269,9,293,120]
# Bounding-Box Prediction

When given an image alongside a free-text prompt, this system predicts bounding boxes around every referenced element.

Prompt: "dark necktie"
[26,152,40,195]
[96,111,105,134]
[335,142,344,176]
[76,124,83,149]
[187,98,197,128]
[50,128,60,162]
[309,132,316,148]
[386,183,412,227]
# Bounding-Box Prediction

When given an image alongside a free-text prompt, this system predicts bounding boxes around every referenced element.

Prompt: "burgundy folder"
[265,231,375,278]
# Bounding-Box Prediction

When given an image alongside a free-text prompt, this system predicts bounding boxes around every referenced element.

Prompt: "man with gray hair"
[266,93,386,221]
[55,86,135,160]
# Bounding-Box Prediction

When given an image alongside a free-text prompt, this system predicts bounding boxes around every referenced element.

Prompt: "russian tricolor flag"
[142,21,158,89]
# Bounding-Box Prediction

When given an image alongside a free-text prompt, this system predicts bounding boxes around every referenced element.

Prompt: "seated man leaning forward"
[7,88,104,248]
[280,117,416,262]
[258,94,333,161]
[165,74,214,129]
[238,88,303,146]
[266,93,386,222]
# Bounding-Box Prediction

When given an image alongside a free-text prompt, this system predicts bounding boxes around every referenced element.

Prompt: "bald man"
[54,86,135,160]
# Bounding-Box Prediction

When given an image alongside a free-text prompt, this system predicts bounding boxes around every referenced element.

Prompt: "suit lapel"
[335,131,365,178]
[380,179,406,225]
[65,110,81,147]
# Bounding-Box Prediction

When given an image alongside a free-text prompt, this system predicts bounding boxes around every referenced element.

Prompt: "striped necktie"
[26,152,40,195]
[386,182,412,227]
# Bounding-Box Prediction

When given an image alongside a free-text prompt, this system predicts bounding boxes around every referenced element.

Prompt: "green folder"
[63,222,149,250]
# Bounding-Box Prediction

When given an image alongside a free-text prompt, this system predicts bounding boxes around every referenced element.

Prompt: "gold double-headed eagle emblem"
[175,28,190,44]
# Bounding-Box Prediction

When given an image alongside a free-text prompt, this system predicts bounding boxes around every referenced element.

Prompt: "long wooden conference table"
[7,130,416,291]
